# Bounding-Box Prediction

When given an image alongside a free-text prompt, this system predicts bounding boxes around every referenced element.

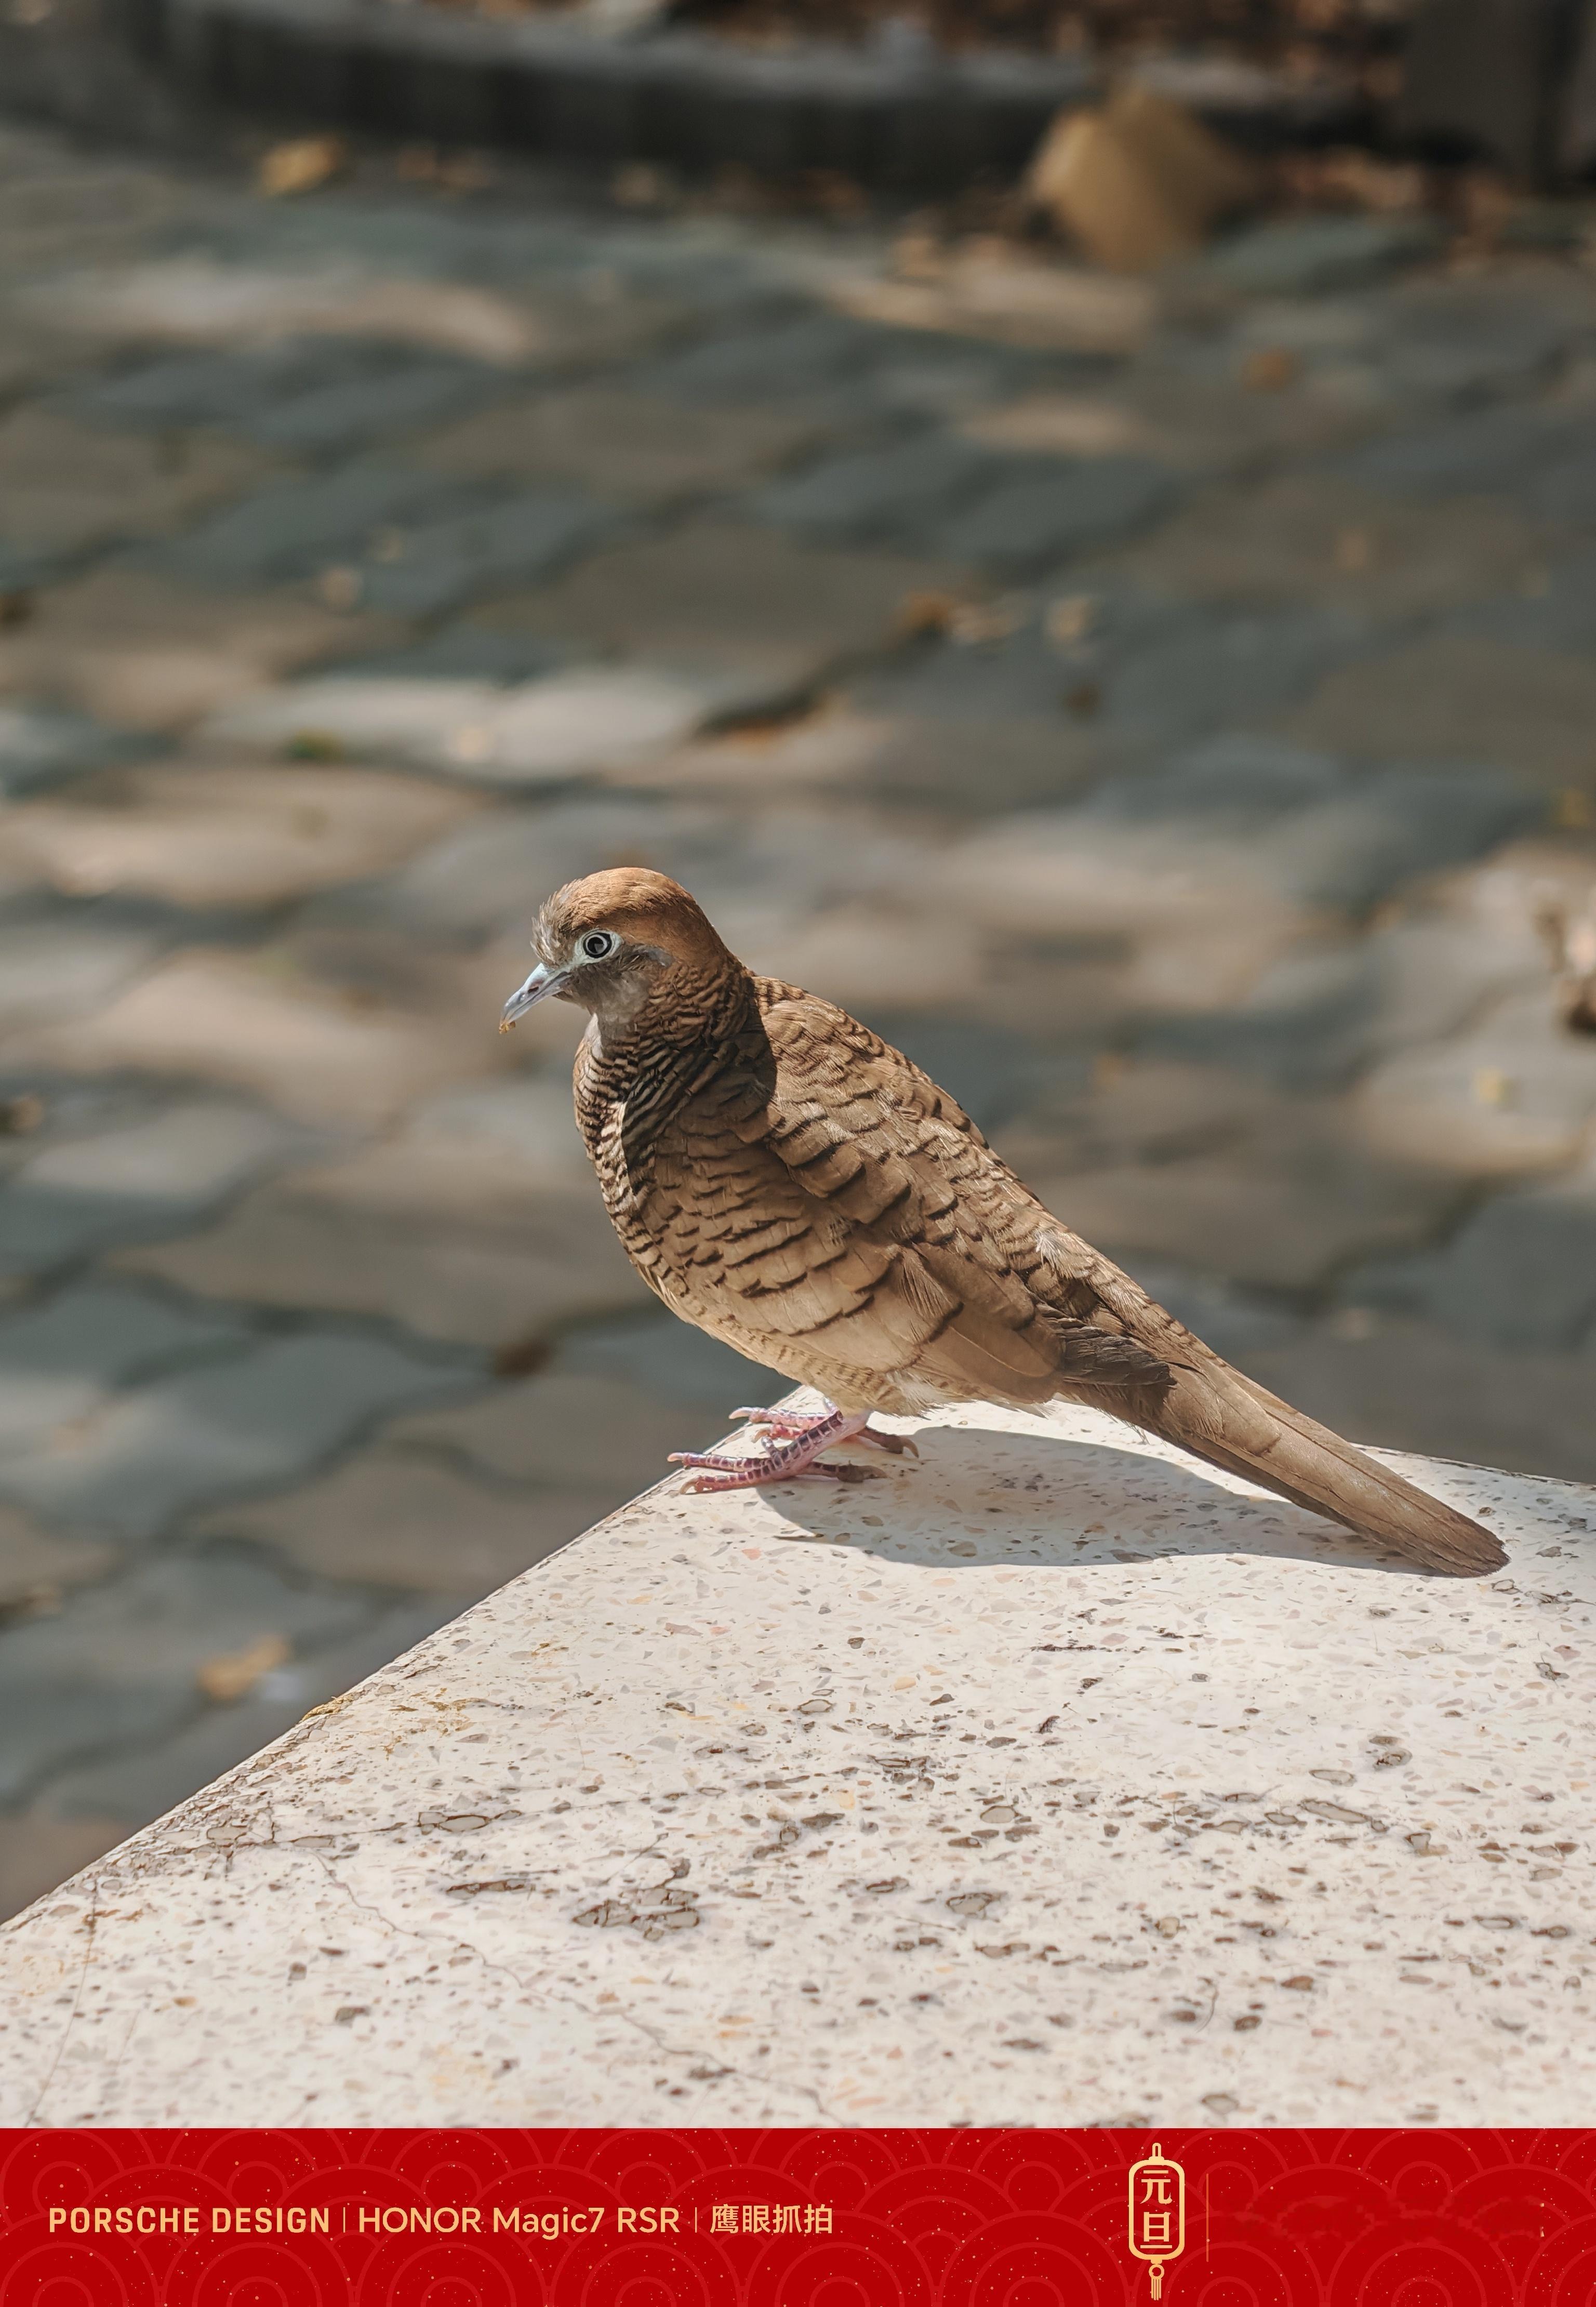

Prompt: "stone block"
[1351,1155,1596,1351]
[0,706,152,800]
[1374,280,1578,405]
[196,1451,617,1596]
[1276,633,1596,790]
[0,567,402,733]
[0,1502,116,1615]
[555,1307,779,1410]
[0,1332,481,1540]
[865,590,1369,768]
[1201,214,1445,297]
[930,456,1177,574]
[1355,1008,1596,1179]
[205,666,715,784]
[114,1117,645,1348]
[1260,766,1541,912]
[70,335,467,440]
[388,1369,733,1492]
[0,1281,256,1457]
[1337,401,1585,501]
[17,934,518,1129]
[320,796,673,942]
[0,1550,381,1803]
[0,762,482,909]
[0,408,286,559]
[33,255,685,370]
[471,522,976,707]
[743,434,997,546]
[409,387,823,508]
[1099,474,1555,618]
[632,309,897,406]
[0,919,168,1042]
[349,490,627,622]
[145,462,476,589]
[0,1101,321,1277]
[0,1815,126,1927]
[1246,1315,1596,1490]
[1031,1109,1465,1292]
[961,370,1373,476]
[826,254,1156,356]
[30,1600,452,1831]
[619,705,1099,815]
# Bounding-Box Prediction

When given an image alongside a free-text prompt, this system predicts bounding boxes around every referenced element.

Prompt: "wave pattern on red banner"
[4,2128,1594,2306]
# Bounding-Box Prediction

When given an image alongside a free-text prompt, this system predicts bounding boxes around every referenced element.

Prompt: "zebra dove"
[502,868,1502,1577]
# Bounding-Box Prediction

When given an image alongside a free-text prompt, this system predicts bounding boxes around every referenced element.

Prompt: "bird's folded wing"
[658,987,1170,1397]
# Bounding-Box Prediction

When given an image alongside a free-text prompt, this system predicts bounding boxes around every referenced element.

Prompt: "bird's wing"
[643,984,1167,1400]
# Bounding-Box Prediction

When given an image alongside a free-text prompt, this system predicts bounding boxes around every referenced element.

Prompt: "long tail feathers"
[1140,1357,1505,1578]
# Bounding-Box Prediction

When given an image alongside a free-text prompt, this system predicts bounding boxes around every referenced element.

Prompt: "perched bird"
[502,868,1503,1577]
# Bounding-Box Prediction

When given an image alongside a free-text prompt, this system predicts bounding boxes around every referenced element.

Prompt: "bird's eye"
[580,931,616,961]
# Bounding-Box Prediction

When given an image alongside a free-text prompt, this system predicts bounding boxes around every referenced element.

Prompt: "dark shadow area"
[750,1418,1444,1579]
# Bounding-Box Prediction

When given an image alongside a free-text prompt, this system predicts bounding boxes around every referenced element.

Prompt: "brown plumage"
[501,868,1504,1577]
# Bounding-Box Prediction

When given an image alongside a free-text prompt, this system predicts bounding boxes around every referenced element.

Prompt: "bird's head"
[500,868,737,1037]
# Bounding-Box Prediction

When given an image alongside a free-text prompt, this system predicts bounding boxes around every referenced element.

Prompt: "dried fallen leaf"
[258,136,347,199]
[0,1094,45,1135]
[197,1633,290,1705]
[1242,346,1301,393]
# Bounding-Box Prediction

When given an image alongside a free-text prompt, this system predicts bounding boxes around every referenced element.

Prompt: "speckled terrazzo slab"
[1,1396,1591,2128]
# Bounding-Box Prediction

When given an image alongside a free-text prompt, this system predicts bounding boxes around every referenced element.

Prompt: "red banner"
[5,2127,1594,2303]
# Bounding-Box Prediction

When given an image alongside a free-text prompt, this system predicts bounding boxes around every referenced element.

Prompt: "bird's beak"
[499,960,568,1032]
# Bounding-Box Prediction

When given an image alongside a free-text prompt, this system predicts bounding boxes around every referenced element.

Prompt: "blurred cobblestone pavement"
[1,118,1594,1920]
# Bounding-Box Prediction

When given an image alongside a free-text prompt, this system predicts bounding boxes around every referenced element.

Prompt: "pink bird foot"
[669,1404,913,1494]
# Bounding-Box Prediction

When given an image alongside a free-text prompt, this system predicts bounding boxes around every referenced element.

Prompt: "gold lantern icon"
[1126,2141,1186,2299]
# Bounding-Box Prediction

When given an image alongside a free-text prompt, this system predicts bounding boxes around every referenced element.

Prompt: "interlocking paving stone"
[409,387,824,508]
[205,666,715,783]
[0,407,285,559]
[1244,1315,1596,1489]
[0,1100,322,1276]
[28,1600,453,1831]
[1032,1114,1466,1292]
[0,1551,382,1806]
[1275,633,1596,789]
[0,1282,257,1457]
[1348,1157,1596,1354]
[473,522,975,706]
[0,1331,481,1539]
[350,490,628,621]
[385,1371,704,1493]
[0,762,483,909]
[113,1130,645,1348]
[1201,214,1446,297]
[16,934,519,1129]
[855,591,1371,763]
[1353,987,1596,1178]
[195,1452,616,1596]
[926,455,1176,572]
[0,566,403,732]
[0,918,169,1041]
[143,462,480,589]
[1099,473,1555,617]
[0,1501,116,1614]
[1336,401,1590,501]
[0,705,151,799]
[743,432,999,544]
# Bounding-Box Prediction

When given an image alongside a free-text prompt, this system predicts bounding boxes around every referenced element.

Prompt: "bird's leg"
[729,1407,917,1457]
[670,1405,895,1493]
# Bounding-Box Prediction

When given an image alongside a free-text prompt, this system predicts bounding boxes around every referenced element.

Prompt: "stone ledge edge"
[101,0,1366,192]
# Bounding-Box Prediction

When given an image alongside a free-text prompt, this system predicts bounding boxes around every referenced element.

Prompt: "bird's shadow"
[764,1424,1447,1581]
